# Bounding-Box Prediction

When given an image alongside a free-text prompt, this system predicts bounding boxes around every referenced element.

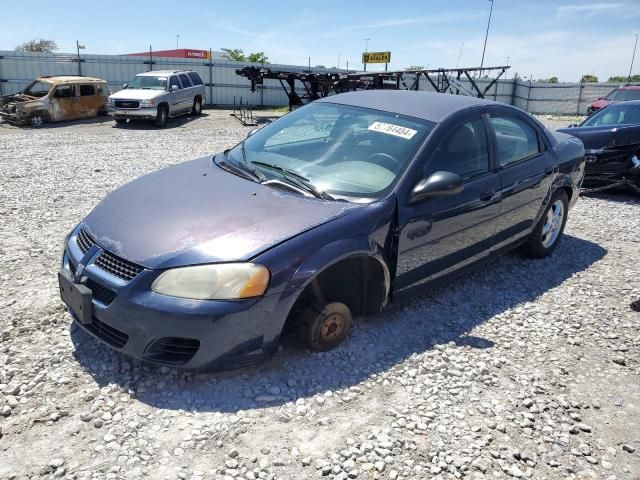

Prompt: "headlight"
[140,100,155,108]
[151,263,270,300]
[107,97,114,105]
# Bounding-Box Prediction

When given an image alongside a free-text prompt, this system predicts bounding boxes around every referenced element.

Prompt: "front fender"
[280,237,391,306]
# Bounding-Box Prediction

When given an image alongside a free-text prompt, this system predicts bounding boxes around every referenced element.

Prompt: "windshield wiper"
[250,161,335,200]
[220,146,266,183]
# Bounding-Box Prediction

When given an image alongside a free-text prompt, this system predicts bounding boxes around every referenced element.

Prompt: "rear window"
[606,89,640,101]
[79,84,95,96]
[178,74,192,88]
[188,72,203,85]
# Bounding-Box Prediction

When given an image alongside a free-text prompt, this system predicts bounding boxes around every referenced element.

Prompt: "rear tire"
[31,111,50,127]
[521,190,569,258]
[191,97,202,116]
[298,302,352,352]
[155,106,168,127]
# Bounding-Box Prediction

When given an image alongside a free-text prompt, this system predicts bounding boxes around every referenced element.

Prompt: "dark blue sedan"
[59,91,585,370]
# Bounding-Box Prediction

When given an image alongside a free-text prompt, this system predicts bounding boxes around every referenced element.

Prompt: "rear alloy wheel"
[155,106,168,127]
[191,98,202,116]
[521,190,568,258]
[299,302,352,352]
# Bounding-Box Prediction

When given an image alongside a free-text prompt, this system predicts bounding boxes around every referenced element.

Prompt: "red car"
[587,85,640,115]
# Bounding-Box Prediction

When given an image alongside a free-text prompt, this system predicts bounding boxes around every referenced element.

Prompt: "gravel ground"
[1,111,639,480]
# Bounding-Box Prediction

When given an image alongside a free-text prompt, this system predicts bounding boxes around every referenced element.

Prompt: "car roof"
[316,90,497,123]
[619,85,640,90]
[37,75,105,83]
[602,100,640,106]
[136,70,194,77]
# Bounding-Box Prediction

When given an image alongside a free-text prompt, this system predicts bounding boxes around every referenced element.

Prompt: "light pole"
[176,34,180,50]
[363,38,370,71]
[456,41,464,68]
[506,56,510,79]
[628,33,639,84]
[479,0,494,78]
[338,53,341,70]
[76,40,85,76]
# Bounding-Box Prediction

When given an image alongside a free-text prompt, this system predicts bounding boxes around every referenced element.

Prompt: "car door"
[50,84,78,121]
[77,83,102,118]
[486,108,557,251]
[167,75,182,115]
[394,114,502,296]
[178,73,193,112]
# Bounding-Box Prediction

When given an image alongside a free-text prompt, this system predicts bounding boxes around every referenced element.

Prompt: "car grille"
[84,317,129,349]
[145,337,200,365]
[76,228,95,254]
[86,278,117,306]
[114,100,140,109]
[95,251,144,282]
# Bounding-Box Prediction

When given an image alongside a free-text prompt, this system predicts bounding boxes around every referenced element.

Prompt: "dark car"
[558,100,640,194]
[587,85,640,115]
[59,91,585,370]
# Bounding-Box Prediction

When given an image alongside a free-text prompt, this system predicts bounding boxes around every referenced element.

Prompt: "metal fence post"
[0,54,4,96]
[510,78,516,106]
[525,80,533,112]
[576,80,584,115]
[208,48,213,107]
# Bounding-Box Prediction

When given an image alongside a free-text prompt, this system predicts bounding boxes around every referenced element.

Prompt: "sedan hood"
[83,156,358,269]
[109,89,164,101]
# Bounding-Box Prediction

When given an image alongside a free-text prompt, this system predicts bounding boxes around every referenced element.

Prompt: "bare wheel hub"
[320,312,345,340]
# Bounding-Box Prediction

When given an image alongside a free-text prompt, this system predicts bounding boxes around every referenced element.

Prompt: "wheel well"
[559,186,572,203]
[194,95,202,103]
[157,102,169,111]
[284,256,388,333]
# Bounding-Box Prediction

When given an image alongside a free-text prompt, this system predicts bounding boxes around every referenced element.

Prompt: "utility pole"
[456,41,464,68]
[506,56,510,79]
[628,33,639,84]
[76,40,85,76]
[177,34,180,49]
[479,0,494,78]
[338,53,341,70]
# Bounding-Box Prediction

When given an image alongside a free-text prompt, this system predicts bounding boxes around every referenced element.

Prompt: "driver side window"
[168,76,181,90]
[424,118,489,180]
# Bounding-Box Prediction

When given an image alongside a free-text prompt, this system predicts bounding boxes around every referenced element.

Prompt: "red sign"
[126,49,210,60]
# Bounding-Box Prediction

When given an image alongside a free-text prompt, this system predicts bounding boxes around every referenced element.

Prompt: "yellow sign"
[362,51,391,64]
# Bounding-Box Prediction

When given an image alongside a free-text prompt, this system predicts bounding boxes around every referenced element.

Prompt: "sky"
[1,0,639,82]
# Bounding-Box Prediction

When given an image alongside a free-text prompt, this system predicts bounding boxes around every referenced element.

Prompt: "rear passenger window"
[491,116,540,167]
[54,85,74,98]
[169,76,181,90]
[178,74,192,88]
[79,84,95,96]
[188,72,203,85]
[425,118,489,180]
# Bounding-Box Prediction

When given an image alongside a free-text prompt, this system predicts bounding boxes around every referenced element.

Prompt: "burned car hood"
[558,125,640,151]
[83,156,357,269]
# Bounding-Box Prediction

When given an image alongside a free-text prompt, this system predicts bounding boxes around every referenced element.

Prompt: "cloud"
[344,11,485,31]
[556,2,624,17]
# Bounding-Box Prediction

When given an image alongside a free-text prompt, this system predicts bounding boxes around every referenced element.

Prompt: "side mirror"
[246,127,260,138]
[170,85,180,92]
[596,97,603,100]
[409,171,464,204]
[122,83,128,89]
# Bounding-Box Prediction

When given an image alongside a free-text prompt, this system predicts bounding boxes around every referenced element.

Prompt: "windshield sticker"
[368,121,417,140]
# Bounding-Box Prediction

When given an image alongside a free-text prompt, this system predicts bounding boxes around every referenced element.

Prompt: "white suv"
[108,70,206,127]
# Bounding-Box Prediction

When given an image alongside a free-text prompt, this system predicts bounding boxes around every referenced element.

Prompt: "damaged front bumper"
[582,148,640,194]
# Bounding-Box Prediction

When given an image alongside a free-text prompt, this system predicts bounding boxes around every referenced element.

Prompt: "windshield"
[23,80,52,97]
[605,89,640,101]
[128,76,167,90]
[581,103,640,127]
[226,103,434,200]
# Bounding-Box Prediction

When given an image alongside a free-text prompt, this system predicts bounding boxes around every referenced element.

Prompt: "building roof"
[317,90,496,123]
[38,75,105,83]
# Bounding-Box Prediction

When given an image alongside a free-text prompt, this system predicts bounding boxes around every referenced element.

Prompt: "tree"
[581,74,599,83]
[608,74,640,83]
[15,38,57,53]
[247,52,269,64]
[221,48,246,61]
[314,65,326,68]
[537,76,559,83]
[406,65,425,71]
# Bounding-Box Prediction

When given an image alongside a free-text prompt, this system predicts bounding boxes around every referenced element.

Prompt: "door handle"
[480,189,495,201]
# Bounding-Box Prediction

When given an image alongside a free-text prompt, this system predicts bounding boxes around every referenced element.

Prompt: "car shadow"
[582,190,640,205]
[112,112,209,130]
[0,115,113,130]
[70,234,606,413]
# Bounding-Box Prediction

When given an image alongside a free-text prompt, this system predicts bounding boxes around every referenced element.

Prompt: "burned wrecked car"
[559,101,640,194]
[59,91,584,370]
[0,76,109,126]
